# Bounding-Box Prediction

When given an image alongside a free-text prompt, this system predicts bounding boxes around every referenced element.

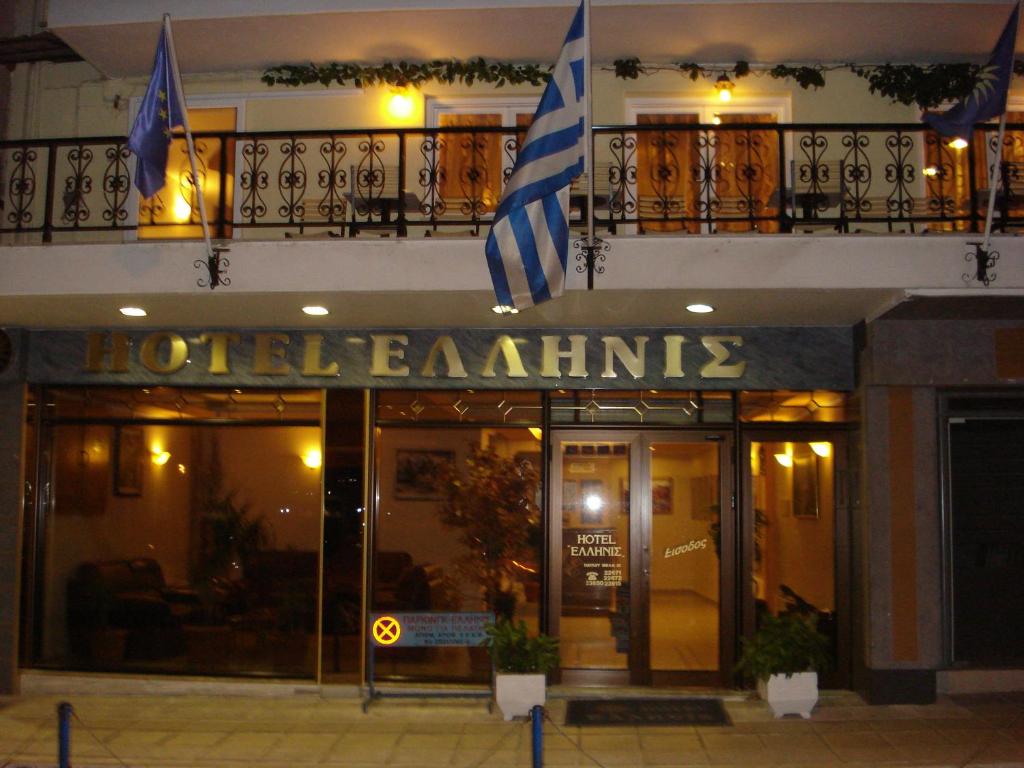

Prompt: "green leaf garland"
[263,57,1022,110]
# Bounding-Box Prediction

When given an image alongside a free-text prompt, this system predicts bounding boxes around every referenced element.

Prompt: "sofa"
[66,558,202,663]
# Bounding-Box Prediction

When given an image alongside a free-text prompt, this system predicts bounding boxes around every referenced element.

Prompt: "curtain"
[636,113,701,234]
[438,113,502,216]
[715,114,780,233]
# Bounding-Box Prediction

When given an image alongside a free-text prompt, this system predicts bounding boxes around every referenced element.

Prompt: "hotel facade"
[0,0,1022,705]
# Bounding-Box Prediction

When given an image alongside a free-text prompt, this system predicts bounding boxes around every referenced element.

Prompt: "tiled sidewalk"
[0,688,1020,767]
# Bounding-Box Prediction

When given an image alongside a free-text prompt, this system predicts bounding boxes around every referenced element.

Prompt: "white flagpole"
[162,14,214,260]
[583,0,594,250]
[981,111,1008,254]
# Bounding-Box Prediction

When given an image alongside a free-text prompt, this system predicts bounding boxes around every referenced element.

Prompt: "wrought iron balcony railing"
[2,122,1021,243]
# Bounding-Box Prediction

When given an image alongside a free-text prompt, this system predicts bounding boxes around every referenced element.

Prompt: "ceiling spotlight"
[947,137,969,150]
[119,307,147,317]
[302,305,329,316]
[686,303,715,314]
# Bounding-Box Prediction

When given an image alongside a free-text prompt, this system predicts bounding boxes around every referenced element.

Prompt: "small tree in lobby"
[439,445,540,620]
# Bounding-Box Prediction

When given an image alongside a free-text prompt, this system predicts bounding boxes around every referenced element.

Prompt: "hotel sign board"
[26,326,855,390]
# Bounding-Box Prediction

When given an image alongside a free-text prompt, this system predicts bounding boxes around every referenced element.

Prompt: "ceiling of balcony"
[47,1,1020,80]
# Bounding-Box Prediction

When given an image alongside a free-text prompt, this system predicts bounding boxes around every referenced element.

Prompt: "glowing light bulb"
[948,137,969,150]
[774,452,793,468]
[387,91,415,120]
[302,448,322,469]
[173,193,193,222]
[810,442,832,458]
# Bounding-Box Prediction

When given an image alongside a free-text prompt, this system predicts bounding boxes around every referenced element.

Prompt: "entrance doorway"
[947,416,1024,666]
[549,430,734,686]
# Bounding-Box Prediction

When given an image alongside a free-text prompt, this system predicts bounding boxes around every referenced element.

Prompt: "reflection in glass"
[373,426,542,682]
[40,393,323,678]
[649,443,720,672]
[321,390,366,683]
[751,442,836,656]
[559,442,630,670]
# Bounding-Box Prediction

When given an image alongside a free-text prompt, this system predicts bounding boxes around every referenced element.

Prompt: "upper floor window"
[625,97,790,234]
[136,105,238,240]
[425,98,538,218]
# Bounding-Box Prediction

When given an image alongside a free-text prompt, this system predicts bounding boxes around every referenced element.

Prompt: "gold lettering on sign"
[700,336,746,378]
[481,336,528,378]
[601,336,648,379]
[663,335,686,378]
[540,335,588,378]
[140,332,188,374]
[252,333,291,376]
[370,334,410,376]
[420,336,468,378]
[199,332,240,375]
[85,332,130,373]
[302,334,340,376]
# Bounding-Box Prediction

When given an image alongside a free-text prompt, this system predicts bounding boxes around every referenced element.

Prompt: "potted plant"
[735,612,831,719]
[484,619,559,720]
[439,446,540,619]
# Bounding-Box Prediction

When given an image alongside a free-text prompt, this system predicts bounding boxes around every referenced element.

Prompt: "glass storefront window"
[376,390,542,424]
[750,441,836,657]
[550,390,733,424]
[36,387,323,678]
[740,390,852,423]
[373,425,542,682]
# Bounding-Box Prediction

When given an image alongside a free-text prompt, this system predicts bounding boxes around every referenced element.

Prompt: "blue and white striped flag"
[485,1,586,310]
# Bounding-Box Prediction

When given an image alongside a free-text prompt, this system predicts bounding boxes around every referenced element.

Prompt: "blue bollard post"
[531,704,543,768]
[57,701,72,768]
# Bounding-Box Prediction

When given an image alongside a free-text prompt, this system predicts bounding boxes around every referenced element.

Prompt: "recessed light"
[120,307,147,317]
[492,305,519,315]
[686,303,715,314]
[302,306,329,316]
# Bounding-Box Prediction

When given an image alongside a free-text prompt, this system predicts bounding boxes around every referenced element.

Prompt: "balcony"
[3,122,1021,244]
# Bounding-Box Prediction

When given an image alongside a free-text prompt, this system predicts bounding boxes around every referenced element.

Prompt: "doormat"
[564,697,731,727]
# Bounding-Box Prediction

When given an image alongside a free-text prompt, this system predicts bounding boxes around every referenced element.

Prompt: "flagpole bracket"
[195,246,231,290]
[964,241,998,286]
[574,235,608,290]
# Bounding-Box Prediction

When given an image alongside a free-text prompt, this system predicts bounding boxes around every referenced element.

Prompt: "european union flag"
[925,3,1020,141]
[127,26,186,199]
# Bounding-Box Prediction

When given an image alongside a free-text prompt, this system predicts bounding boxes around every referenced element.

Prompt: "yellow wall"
[8,62,937,141]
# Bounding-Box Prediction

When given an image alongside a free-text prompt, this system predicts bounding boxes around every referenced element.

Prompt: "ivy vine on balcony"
[261,59,549,89]
[262,57,1024,110]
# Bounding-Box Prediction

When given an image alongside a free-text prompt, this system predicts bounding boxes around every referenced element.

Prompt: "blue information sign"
[370,612,493,648]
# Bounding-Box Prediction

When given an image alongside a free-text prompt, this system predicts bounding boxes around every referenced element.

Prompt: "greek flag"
[128,25,186,199]
[924,3,1020,141]
[485,1,586,310]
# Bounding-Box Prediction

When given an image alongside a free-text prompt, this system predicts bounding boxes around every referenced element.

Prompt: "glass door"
[549,431,733,686]
[646,437,730,686]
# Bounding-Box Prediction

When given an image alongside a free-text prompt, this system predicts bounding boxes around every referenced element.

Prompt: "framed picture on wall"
[652,477,673,515]
[394,449,455,499]
[114,426,144,496]
[792,452,819,519]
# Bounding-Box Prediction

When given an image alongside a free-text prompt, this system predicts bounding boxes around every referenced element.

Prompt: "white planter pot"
[494,673,546,721]
[757,671,818,719]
